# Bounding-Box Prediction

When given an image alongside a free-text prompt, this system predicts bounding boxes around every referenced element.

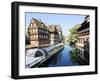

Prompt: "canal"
[39,44,79,67]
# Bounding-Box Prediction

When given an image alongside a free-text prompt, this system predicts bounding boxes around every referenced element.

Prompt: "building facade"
[27,18,62,47]
[55,25,63,43]
[28,18,50,46]
[76,15,90,48]
[76,15,90,64]
[48,25,62,45]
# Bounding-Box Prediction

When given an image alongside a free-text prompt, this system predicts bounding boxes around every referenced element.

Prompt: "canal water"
[39,44,79,67]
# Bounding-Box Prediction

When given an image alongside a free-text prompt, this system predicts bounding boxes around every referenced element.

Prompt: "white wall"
[0,0,99,81]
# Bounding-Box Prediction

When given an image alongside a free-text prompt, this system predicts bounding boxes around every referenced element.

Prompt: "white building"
[48,25,62,45]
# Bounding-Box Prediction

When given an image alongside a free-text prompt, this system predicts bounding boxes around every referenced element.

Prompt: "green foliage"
[67,24,80,46]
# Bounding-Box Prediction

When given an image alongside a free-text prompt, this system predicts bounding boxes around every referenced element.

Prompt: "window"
[47,31,48,34]
[43,35,44,39]
[40,35,42,39]
[33,35,36,39]
[85,38,87,41]
[39,29,41,32]
[36,29,38,32]
[46,35,47,39]
[42,30,43,33]
[36,35,38,38]
[33,29,34,32]
[33,29,36,32]
[45,31,47,34]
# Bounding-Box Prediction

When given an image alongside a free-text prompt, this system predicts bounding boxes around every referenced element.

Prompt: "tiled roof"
[28,18,62,33]
[29,18,48,30]
[55,25,62,32]
[48,25,56,32]
[47,25,62,33]
[78,15,90,31]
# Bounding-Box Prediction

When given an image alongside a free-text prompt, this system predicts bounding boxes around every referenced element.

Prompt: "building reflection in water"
[38,43,89,68]
[48,52,62,66]
[70,48,89,65]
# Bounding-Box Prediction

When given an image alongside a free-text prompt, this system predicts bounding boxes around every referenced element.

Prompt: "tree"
[67,24,80,46]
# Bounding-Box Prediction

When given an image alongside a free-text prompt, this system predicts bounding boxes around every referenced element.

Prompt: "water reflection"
[39,45,79,67]
[38,44,89,67]
[70,47,89,65]
[70,48,78,64]
[48,52,62,66]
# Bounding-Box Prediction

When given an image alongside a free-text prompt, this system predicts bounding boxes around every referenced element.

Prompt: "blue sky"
[25,12,86,37]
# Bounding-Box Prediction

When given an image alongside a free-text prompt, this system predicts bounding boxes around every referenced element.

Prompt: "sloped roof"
[47,25,62,33]
[29,18,48,30]
[47,25,56,32]
[55,25,62,32]
[28,18,62,33]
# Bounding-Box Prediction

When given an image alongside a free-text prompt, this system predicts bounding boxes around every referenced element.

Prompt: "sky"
[25,12,86,37]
